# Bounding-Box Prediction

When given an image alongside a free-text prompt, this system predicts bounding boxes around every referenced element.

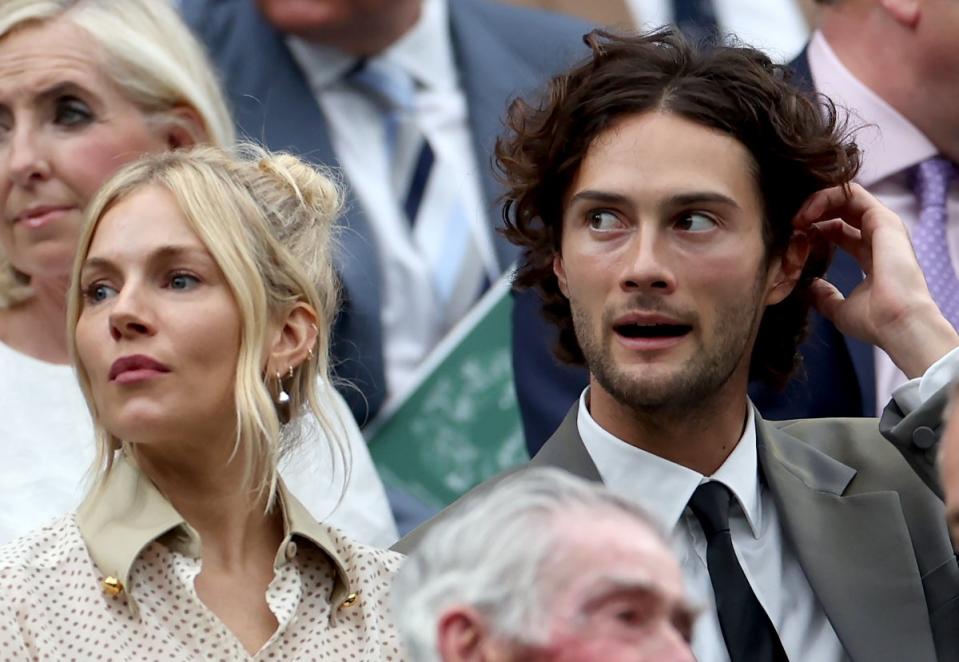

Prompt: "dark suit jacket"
[181,0,591,424]
[512,47,874,455]
[396,389,959,662]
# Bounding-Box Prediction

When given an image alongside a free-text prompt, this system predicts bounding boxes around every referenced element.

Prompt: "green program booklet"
[364,275,527,511]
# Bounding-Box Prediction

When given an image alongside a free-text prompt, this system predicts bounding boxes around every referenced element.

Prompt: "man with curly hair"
[398,30,959,662]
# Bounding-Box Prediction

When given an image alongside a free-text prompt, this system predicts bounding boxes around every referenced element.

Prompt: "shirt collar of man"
[808,30,937,187]
[286,0,457,94]
[76,453,354,617]
[577,389,763,539]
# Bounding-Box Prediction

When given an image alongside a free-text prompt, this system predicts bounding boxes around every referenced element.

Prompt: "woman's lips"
[109,354,171,383]
[16,206,74,230]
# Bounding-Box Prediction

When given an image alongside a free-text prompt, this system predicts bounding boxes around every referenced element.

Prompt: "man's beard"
[572,279,766,417]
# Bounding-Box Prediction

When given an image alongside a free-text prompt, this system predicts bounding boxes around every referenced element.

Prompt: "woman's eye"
[55,97,93,127]
[675,212,717,232]
[83,283,116,303]
[587,210,623,232]
[168,273,200,290]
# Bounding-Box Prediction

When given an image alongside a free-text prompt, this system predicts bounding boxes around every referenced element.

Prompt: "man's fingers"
[812,219,871,272]
[795,183,880,230]
[809,278,846,325]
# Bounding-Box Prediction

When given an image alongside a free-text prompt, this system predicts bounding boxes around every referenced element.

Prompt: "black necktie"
[673,0,719,42]
[688,481,788,662]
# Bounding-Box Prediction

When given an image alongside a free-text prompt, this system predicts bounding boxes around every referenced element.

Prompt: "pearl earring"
[276,366,293,405]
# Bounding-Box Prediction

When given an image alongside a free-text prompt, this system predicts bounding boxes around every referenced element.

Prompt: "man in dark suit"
[398,29,959,662]
[181,0,589,426]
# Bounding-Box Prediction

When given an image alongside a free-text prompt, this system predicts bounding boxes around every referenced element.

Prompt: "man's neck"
[588,379,751,476]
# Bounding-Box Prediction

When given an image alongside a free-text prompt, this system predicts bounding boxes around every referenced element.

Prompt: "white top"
[0,457,406,660]
[626,0,809,62]
[808,31,959,414]
[287,0,499,400]
[0,340,398,547]
[578,347,959,662]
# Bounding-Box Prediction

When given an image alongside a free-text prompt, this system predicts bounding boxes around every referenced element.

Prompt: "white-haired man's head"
[392,468,696,661]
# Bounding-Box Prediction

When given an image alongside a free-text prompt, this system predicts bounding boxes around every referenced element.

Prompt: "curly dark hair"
[497,28,860,389]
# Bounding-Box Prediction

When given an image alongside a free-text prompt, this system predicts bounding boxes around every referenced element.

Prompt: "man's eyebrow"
[666,191,741,209]
[579,574,658,602]
[567,190,741,210]
[567,190,633,207]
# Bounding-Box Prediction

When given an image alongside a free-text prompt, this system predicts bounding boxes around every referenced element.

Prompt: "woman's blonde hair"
[66,144,345,507]
[0,0,235,307]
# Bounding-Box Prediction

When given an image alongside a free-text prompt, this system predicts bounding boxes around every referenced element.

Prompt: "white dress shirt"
[577,347,959,662]
[808,31,959,414]
[288,0,499,402]
[626,0,809,62]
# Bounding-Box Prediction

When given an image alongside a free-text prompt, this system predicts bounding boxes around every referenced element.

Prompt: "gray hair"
[392,467,666,661]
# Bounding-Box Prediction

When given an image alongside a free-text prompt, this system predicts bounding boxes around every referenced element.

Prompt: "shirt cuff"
[891,345,959,413]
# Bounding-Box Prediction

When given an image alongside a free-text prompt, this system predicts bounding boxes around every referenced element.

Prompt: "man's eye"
[587,210,623,231]
[168,273,200,290]
[675,212,716,232]
[55,97,93,127]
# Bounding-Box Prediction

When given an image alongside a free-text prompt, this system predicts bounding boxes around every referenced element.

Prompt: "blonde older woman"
[0,0,396,546]
[0,145,405,659]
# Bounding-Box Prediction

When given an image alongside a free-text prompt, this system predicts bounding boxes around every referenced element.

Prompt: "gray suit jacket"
[396,390,959,662]
[182,0,591,423]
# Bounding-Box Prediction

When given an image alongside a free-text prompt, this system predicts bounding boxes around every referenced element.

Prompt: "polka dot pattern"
[0,514,408,660]
[912,157,959,328]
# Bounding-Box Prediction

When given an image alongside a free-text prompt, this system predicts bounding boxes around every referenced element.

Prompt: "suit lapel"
[757,418,936,662]
[531,405,602,481]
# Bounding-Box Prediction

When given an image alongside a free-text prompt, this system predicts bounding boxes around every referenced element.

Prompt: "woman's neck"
[138,448,284,568]
[0,276,71,363]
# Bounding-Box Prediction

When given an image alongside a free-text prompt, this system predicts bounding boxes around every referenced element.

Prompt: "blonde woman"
[0,0,395,545]
[0,145,406,659]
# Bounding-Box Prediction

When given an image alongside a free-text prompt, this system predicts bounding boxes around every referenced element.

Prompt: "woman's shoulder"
[0,514,89,578]
[320,520,405,573]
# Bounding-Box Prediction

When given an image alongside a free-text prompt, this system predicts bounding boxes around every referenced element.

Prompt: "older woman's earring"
[276,367,293,405]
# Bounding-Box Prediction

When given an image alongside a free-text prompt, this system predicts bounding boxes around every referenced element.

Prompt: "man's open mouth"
[613,322,692,339]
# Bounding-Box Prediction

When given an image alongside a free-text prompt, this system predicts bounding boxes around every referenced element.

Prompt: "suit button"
[912,425,938,449]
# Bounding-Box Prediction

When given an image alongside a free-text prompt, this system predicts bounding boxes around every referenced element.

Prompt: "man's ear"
[879,0,920,28]
[436,607,498,662]
[765,231,811,306]
[265,303,319,377]
[159,105,208,150]
[553,253,570,299]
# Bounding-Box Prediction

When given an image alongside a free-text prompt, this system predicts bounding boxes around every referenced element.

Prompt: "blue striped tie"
[347,59,489,326]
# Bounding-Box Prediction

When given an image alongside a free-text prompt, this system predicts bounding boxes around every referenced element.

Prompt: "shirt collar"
[808,30,937,186]
[77,454,354,615]
[577,389,763,537]
[286,0,456,93]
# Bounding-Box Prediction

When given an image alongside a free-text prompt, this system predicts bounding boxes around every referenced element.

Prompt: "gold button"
[339,592,358,609]
[101,576,124,597]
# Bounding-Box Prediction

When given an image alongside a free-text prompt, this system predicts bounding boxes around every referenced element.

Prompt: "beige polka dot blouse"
[0,456,408,660]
